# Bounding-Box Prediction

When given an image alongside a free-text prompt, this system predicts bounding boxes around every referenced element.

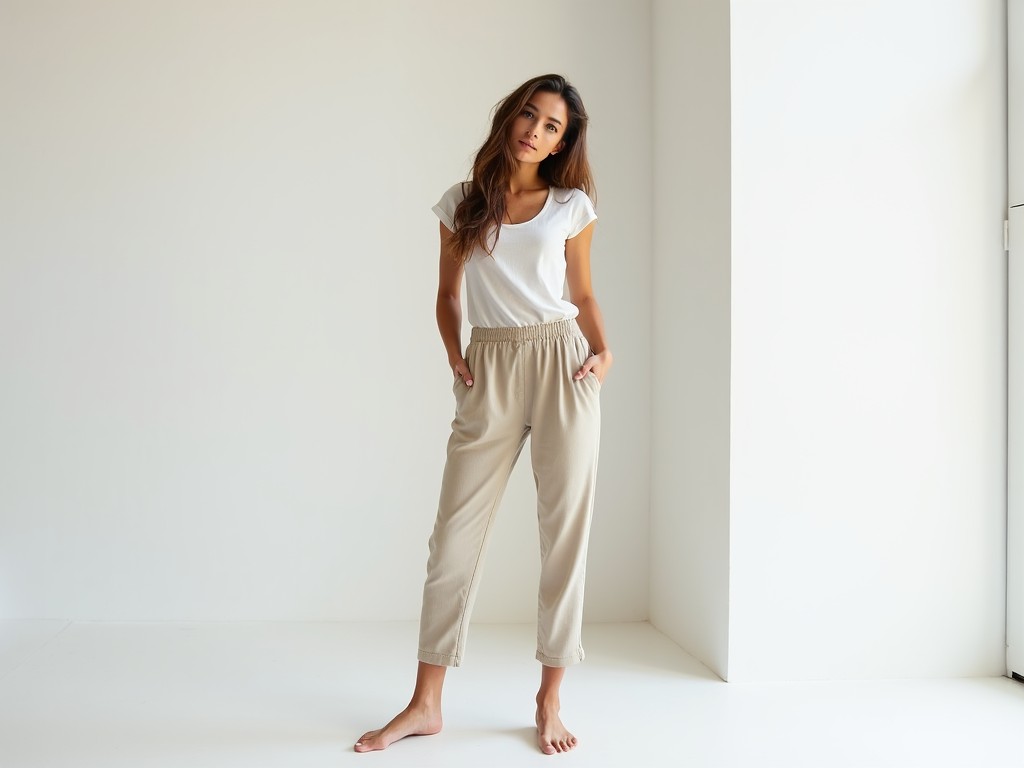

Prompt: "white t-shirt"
[431,181,598,328]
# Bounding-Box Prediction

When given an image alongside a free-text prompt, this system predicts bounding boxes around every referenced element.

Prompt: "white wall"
[0,0,651,623]
[1009,0,1024,679]
[1011,0,1024,207]
[727,0,1007,680]
[2,0,1009,684]
[650,0,732,681]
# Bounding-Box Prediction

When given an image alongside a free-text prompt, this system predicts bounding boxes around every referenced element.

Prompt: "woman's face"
[509,90,568,163]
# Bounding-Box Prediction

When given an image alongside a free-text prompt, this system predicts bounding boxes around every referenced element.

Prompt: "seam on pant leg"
[534,333,599,665]
[453,429,530,662]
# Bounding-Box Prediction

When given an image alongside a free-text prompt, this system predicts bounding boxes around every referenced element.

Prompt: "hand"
[452,357,474,387]
[574,349,612,385]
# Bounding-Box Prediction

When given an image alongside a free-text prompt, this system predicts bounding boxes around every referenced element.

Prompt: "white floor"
[1,620,1023,768]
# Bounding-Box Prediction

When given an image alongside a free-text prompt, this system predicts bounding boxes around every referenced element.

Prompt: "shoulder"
[552,186,595,207]
[557,186,598,239]
[433,181,474,232]
[442,180,471,201]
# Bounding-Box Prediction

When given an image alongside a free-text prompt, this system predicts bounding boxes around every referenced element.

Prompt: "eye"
[522,109,533,118]
[547,124,557,132]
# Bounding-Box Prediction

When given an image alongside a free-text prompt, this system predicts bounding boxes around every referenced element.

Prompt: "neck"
[509,164,544,194]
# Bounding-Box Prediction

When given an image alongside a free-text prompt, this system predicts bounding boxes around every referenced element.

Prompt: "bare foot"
[536,702,578,755]
[354,703,442,753]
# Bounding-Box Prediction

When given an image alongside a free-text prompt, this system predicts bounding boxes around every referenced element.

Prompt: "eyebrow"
[525,102,563,127]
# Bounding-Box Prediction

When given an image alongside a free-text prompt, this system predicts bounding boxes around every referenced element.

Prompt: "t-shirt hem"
[467,307,580,328]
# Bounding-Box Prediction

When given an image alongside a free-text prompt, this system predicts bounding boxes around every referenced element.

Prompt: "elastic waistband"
[470,317,584,343]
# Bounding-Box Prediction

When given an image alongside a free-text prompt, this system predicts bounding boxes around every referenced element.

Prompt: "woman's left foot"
[535,702,578,755]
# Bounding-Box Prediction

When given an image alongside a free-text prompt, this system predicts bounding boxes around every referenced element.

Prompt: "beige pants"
[417,318,602,668]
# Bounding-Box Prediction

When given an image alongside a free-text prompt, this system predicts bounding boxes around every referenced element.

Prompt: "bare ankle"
[536,692,560,710]
[408,703,440,721]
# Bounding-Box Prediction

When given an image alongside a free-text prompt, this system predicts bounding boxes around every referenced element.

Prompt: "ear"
[552,140,566,155]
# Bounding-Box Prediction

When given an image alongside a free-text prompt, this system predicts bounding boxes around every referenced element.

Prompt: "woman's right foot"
[354,703,443,753]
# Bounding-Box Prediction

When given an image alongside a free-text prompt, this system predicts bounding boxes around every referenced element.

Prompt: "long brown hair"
[449,74,596,264]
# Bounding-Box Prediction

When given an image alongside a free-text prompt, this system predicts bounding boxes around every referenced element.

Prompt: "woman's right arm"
[436,221,473,386]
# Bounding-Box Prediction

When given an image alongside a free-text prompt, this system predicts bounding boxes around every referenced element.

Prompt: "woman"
[355,73,612,756]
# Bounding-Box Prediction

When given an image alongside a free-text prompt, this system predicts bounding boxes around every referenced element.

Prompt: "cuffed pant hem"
[418,649,461,667]
[535,649,585,667]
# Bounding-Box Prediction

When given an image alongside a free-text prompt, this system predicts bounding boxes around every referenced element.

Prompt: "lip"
[518,140,535,150]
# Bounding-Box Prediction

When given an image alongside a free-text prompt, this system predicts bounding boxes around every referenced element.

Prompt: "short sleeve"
[431,181,469,231]
[567,189,597,239]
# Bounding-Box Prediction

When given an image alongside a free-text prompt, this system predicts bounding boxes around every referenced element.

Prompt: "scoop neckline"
[503,186,554,227]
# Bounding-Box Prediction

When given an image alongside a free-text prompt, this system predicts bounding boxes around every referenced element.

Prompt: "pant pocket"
[573,336,601,391]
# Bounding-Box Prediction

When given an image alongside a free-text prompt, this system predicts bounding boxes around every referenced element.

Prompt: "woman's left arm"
[565,220,613,384]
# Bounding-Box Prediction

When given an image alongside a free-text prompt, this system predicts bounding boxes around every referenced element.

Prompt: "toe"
[354,733,381,752]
